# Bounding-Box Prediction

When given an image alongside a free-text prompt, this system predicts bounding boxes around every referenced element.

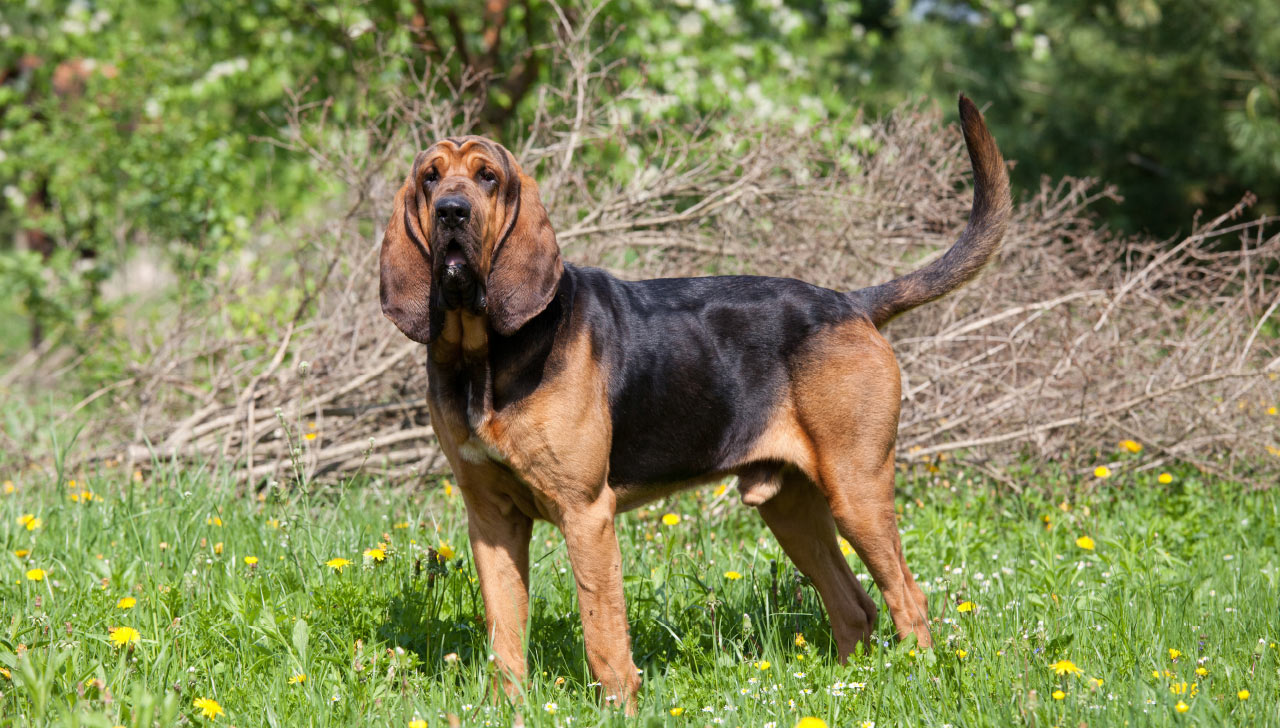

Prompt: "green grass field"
[2,456,1277,727]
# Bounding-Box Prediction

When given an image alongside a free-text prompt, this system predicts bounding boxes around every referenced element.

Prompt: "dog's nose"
[435,196,471,228]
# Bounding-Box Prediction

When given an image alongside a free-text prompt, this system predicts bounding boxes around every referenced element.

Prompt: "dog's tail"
[854,95,1012,328]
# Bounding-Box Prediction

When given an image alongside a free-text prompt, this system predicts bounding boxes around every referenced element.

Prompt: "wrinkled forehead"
[417,136,509,175]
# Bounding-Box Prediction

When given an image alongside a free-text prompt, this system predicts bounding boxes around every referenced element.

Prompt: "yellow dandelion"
[193,697,224,719]
[1168,648,1182,660]
[955,649,968,659]
[325,557,351,572]
[1237,689,1249,700]
[289,673,306,684]
[1170,681,1188,695]
[1175,701,1189,713]
[1076,535,1096,550]
[26,568,46,581]
[1091,677,1104,687]
[393,521,410,529]
[443,479,454,496]
[670,707,685,716]
[795,633,807,648]
[1268,406,1278,416]
[1093,465,1112,479]
[267,518,281,529]
[794,718,827,728]
[19,514,42,531]
[1119,439,1143,453]
[437,543,455,560]
[14,549,30,558]
[214,542,224,555]
[1052,689,1066,700]
[839,537,853,555]
[957,601,975,613]
[1195,667,1208,676]
[713,483,728,497]
[364,547,386,562]
[3,480,13,494]
[117,597,136,609]
[1158,472,1173,484]
[754,660,771,670]
[109,626,140,648]
[244,556,258,566]
[304,432,317,441]
[662,513,680,526]
[206,516,222,527]
[723,570,743,580]
[409,721,427,728]
[0,666,9,679]
[1049,659,1082,676]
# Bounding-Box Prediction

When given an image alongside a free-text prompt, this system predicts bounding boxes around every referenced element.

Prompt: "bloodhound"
[380,96,1011,710]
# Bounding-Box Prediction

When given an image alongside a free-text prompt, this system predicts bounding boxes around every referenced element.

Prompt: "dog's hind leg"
[756,468,880,659]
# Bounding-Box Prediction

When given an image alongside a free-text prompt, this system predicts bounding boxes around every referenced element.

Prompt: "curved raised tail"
[855,95,1012,328]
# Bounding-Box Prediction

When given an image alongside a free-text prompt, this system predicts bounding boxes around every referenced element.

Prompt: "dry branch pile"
[44,33,1280,489]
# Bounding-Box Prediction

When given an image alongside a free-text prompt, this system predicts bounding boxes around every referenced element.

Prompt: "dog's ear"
[379,155,433,343]
[487,157,563,336]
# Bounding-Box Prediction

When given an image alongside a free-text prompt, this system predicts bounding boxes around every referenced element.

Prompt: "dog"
[380,96,1010,710]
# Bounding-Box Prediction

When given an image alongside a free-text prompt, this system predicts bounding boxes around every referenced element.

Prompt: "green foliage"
[2,460,1278,725]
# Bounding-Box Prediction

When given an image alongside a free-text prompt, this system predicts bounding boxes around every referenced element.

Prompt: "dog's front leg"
[464,491,533,700]
[554,489,640,713]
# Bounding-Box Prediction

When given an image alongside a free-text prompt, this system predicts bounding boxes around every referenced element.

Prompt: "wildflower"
[26,568,46,581]
[19,514,41,531]
[364,547,386,562]
[754,660,771,670]
[437,543,455,560]
[443,479,454,496]
[3,480,13,494]
[1195,667,1207,676]
[795,633,807,648]
[543,701,557,714]
[839,538,853,556]
[724,570,742,580]
[1175,701,1189,713]
[206,516,222,527]
[1119,439,1143,453]
[117,597,136,609]
[14,549,29,558]
[794,719,828,728]
[241,556,258,566]
[193,697,224,719]
[1170,682,1188,695]
[325,557,351,572]
[1090,677,1104,688]
[443,652,459,664]
[409,721,427,728]
[289,673,306,684]
[1158,472,1173,484]
[1237,689,1249,700]
[304,432,317,441]
[957,601,975,613]
[109,626,140,648]
[1052,690,1065,700]
[861,722,875,728]
[214,542,224,555]
[1093,466,1111,479]
[1268,406,1278,416]
[1168,648,1182,660]
[1049,659,1082,676]
[662,513,680,526]
[1075,536,1095,550]
[955,649,967,659]
[267,519,280,529]
[670,707,685,716]
[393,521,410,529]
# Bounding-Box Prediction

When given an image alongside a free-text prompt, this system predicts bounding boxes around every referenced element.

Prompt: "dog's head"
[379,136,562,343]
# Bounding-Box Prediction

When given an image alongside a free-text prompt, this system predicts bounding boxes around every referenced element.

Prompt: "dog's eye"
[424,168,439,185]
[477,167,497,185]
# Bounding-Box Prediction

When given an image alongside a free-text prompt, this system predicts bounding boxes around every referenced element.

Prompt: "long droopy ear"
[487,162,563,336]
[379,158,433,343]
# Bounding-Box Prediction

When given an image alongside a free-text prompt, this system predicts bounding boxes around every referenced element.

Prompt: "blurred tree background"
[2,0,1278,360]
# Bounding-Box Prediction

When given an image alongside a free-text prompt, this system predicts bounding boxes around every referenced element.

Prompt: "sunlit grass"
[2,458,1277,726]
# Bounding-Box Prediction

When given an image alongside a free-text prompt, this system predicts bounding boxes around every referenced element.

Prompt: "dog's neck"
[427,269,574,431]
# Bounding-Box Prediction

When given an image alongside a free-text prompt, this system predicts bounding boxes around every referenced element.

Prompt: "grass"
[2,454,1277,727]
